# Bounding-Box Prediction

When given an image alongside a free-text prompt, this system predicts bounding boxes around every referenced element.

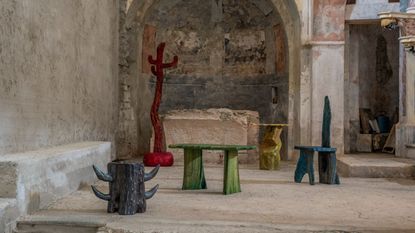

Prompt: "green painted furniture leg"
[182,148,206,190]
[223,149,241,195]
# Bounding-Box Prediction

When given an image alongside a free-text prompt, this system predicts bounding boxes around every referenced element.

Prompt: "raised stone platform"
[13,163,415,233]
[337,153,415,178]
[0,142,111,233]
[156,108,259,164]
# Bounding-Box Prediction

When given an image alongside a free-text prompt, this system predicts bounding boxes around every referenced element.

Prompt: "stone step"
[0,142,111,233]
[337,153,415,178]
[14,221,103,233]
[14,214,107,233]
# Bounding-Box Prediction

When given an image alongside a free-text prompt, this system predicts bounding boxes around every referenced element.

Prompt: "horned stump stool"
[91,161,160,215]
[294,96,340,185]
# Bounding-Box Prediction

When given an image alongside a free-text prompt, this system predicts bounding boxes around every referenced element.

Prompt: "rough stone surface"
[15,163,415,232]
[144,0,288,151]
[356,134,372,152]
[0,199,18,233]
[0,0,119,157]
[153,108,259,164]
[118,0,297,159]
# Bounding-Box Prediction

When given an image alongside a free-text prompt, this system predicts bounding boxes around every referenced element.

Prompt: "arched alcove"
[118,0,301,161]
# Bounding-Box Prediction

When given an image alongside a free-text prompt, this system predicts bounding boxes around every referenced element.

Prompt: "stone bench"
[0,141,111,233]
[155,108,259,164]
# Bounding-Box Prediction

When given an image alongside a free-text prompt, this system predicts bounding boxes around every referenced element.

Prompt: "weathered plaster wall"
[311,44,345,148]
[117,0,296,159]
[139,1,289,159]
[142,0,287,123]
[0,0,119,156]
[118,0,301,160]
[310,0,346,153]
[313,0,345,41]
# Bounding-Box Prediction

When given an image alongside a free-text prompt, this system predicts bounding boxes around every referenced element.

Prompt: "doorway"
[344,23,400,155]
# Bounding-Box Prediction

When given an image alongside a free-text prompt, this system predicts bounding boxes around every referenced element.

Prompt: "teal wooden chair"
[294,96,340,185]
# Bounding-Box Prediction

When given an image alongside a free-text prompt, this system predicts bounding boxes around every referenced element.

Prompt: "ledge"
[0,142,111,214]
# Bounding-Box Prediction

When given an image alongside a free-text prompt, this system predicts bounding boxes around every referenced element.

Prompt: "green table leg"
[182,148,206,190]
[223,149,241,195]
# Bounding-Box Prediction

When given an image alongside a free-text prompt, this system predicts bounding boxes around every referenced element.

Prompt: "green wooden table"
[169,144,256,195]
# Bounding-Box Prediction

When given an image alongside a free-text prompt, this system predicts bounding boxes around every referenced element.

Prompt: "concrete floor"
[20,162,415,233]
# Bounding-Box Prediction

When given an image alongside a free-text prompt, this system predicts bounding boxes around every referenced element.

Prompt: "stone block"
[357,134,372,152]
[153,108,259,164]
[0,142,111,215]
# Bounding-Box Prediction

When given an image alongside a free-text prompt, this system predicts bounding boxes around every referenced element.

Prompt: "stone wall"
[0,0,119,156]
[137,0,289,158]
[118,0,300,160]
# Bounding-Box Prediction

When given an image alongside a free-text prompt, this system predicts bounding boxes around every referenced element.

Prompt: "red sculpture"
[143,43,178,167]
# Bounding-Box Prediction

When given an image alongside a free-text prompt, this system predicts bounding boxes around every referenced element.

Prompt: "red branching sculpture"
[143,43,178,167]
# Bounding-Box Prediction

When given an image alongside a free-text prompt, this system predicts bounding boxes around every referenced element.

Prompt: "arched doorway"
[118,0,301,161]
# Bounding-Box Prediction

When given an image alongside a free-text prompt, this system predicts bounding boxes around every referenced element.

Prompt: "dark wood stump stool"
[91,161,160,215]
[294,146,339,185]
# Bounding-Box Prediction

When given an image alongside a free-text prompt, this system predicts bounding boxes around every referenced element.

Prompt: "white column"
[408,0,415,13]
[395,1,415,158]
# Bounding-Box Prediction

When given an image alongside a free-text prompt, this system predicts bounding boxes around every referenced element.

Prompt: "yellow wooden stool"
[257,124,288,170]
